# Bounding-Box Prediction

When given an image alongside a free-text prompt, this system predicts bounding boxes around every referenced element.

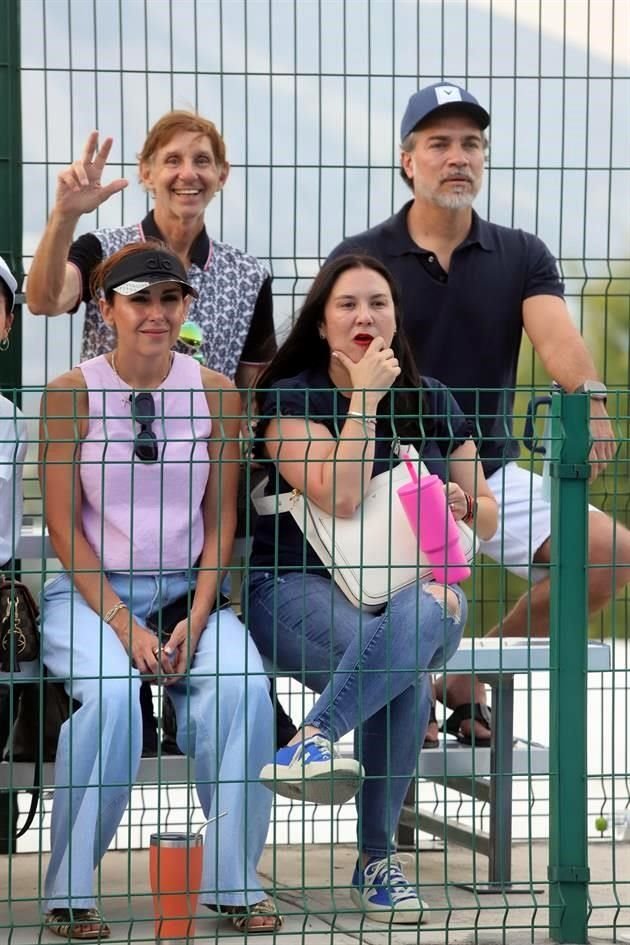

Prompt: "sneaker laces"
[365,854,418,905]
[304,734,333,761]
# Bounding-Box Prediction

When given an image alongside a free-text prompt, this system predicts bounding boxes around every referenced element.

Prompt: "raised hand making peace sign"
[55,131,128,218]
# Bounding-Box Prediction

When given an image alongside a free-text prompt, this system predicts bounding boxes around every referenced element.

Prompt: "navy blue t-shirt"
[249,367,472,572]
[328,204,565,476]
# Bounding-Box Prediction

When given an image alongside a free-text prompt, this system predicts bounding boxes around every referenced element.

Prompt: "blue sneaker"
[259,735,363,805]
[350,855,427,924]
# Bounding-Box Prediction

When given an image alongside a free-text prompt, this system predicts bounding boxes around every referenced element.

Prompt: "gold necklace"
[110,350,174,404]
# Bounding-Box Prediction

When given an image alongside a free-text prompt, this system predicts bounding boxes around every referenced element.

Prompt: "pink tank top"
[78,353,211,572]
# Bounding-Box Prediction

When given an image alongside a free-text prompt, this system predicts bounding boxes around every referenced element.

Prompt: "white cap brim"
[0,256,17,311]
[112,277,197,298]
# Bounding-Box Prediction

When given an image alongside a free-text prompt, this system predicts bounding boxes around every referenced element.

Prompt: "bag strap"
[12,682,44,841]
[251,476,297,516]
[14,767,40,840]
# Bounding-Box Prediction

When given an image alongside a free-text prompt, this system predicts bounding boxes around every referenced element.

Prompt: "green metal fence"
[0,0,628,942]
[0,386,627,944]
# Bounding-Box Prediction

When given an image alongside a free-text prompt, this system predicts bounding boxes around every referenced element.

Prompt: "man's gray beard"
[432,191,477,210]
[414,178,480,210]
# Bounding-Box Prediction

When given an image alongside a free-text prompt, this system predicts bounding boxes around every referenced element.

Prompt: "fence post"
[0,0,23,396]
[548,389,591,943]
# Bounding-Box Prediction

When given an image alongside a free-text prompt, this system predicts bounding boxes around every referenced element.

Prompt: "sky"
[15,0,630,393]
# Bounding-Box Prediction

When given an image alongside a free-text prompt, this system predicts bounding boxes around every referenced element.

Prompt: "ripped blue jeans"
[245,571,467,856]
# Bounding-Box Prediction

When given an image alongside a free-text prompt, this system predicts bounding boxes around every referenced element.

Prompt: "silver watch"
[574,380,608,402]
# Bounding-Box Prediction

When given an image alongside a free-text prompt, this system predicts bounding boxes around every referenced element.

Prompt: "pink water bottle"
[397,457,471,584]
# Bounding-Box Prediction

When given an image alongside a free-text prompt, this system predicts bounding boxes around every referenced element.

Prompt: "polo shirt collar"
[462,212,493,252]
[139,211,211,269]
[387,201,493,255]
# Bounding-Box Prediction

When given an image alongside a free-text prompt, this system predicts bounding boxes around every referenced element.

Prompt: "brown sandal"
[44,908,111,940]
[224,898,284,933]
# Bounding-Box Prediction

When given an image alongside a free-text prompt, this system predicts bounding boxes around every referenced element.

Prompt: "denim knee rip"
[423,582,462,621]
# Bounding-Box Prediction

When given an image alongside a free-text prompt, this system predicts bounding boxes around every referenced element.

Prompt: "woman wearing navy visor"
[39,242,280,939]
[26,110,295,755]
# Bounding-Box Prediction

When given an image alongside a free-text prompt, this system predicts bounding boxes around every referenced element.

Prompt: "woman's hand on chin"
[333,337,400,401]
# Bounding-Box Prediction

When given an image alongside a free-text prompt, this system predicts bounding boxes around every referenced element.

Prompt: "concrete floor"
[1,839,629,945]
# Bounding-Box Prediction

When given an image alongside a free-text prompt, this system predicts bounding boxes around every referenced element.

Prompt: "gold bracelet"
[103,601,129,624]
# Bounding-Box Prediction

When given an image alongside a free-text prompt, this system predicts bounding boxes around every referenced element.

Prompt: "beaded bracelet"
[462,493,477,524]
[103,601,129,624]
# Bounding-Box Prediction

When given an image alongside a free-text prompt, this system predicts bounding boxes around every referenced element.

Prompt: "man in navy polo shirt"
[329,82,628,743]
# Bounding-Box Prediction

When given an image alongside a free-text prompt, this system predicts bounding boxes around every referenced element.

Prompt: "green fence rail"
[0,385,627,944]
[0,0,628,941]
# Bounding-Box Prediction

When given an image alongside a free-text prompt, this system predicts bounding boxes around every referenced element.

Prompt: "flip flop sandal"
[423,700,439,749]
[44,908,111,940]
[443,703,492,747]
[224,898,284,933]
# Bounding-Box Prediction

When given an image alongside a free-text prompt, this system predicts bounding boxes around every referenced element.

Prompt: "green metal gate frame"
[0,0,22,397]
[549,391,591,943]
[0,0,611,939]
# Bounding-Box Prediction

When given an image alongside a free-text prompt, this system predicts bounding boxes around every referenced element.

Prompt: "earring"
[318,329,326,340]
[0,335,9,352]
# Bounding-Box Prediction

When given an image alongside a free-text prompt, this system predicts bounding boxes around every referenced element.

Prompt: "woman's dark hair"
[255,254,428,437]
[0,280,12,315]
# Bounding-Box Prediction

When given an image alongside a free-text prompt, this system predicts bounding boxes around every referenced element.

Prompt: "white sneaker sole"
[260,759,364,805]
[350,888,428,924]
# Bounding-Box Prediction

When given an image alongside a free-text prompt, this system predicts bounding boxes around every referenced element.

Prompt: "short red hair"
[138,110,227,167]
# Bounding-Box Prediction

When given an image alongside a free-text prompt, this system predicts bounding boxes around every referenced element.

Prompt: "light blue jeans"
[246,571,467,857]
[40,571,274,911]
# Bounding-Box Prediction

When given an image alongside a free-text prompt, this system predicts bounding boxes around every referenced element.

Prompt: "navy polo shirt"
[329,202,565,476]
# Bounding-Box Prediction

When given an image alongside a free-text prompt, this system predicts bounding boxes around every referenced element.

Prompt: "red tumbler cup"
[149,832,203,942]
[397,458,471,584]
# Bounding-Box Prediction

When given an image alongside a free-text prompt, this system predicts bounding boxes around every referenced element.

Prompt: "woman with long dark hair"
[246,254,497,924]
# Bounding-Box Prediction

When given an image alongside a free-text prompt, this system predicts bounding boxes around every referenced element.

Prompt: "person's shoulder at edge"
[41,366,87,413]
[0,394,28,454]
[262,366,332,395]
[199,363,238,393]
[472,213,559,254]
[327,201,413,260]
[418,375,469,419]
[0,393,25,421]
[42,366,87,396]
[254,368,333,430]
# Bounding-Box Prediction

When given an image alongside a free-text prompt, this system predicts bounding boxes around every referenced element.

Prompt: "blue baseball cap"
[400,82,490,140]
[0,256,17,312]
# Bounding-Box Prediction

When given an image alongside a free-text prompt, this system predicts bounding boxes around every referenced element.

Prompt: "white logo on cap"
[435,85,462,106]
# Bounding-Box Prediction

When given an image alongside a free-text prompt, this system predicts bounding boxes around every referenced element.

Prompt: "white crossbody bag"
[252,445,477,612]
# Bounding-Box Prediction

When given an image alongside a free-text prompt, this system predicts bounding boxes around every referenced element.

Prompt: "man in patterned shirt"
[27,111,274,385]
[27,111,296,752]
